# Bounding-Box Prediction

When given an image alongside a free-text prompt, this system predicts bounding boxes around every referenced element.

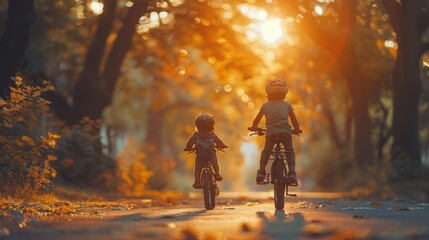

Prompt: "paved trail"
[6,191,429,240]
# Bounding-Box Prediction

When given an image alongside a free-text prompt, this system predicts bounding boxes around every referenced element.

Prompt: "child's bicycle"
[187,147,226,210]
[248,127,301,210]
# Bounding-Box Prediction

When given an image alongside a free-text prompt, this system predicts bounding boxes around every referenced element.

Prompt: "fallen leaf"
[245,202,258,207]
[223,207,236,210]
[59,205,74,213]
[241,223,252,232]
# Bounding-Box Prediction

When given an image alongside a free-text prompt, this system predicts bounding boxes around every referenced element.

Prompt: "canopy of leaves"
[1,0,428,192]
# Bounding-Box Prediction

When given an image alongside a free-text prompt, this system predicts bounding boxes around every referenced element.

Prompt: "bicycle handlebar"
[184,146,228,154]
[248,127,266,136]
[292,129,302,136]
[248,127,303,136]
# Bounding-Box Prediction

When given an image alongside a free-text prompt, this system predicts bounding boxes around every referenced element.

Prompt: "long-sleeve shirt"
[184,131,227,150]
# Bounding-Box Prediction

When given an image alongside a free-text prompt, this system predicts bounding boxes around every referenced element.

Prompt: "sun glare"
[239,4,285,45]
[89,1,104,15]
[258,18,284,44]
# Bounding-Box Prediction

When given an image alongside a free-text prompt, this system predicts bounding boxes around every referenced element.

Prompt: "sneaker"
[214,174,223,181]
[214,184,219,197]
[256,170,266,184]
[192,181,202,189]
[287,172,298,186]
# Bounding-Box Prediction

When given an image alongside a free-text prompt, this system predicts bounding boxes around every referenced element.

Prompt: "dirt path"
[4,191,429,240]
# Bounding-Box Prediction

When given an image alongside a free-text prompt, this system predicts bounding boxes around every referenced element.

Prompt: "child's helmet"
[265,78,288,95]
[195,113,215,132]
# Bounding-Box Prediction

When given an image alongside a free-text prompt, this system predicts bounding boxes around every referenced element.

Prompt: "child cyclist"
[249,78,302,186]
[184,113,228,189]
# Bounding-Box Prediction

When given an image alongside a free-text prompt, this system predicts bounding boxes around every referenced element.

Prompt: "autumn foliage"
[1,0,428,198]
[0,77,59,195]
[52,117,117,189]
[0,78,155,197]
[115,139,154,196]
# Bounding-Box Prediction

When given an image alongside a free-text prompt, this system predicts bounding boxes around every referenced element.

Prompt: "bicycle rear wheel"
[273,159,286,210]
[202,172,216,210]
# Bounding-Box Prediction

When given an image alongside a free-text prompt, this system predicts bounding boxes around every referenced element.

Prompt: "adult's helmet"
[195,113,215,132]
[265,78,288,95]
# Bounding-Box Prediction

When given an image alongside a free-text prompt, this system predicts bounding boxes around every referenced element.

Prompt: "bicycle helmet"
[195,113,215,132]
[265,78,288,95]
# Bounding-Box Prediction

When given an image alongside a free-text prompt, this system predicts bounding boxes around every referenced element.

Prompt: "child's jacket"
[185,131,227,151]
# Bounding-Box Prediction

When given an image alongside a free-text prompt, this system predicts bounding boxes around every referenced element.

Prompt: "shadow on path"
[8,210,207,240]
[112,209,207,222]
[257,210,304,239]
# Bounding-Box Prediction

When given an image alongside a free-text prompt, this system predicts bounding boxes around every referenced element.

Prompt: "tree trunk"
[73,0,149,121]
[71,0,117,122]
[348,82,373,165]
[48,1,150,125]
[0,0,36,98]
[339,1,373,166]
[340,37,373,166]
[314,73,351,150]
[146,109,165,152]
[102,0,149,97]
[391,1,422,169]
[383,0,423,176]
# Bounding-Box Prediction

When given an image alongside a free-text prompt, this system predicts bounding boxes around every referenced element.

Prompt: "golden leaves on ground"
[0,195,190,237]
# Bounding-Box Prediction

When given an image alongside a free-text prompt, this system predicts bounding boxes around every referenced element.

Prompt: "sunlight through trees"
[0,0,428,196]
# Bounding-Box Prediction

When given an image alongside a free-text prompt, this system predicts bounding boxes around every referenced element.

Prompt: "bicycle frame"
[200,158,218,210]
[248,127,298,210]
[202,162,211,173]
[264,141,297,197]
[186,149,220,210]
[201,160,215,182]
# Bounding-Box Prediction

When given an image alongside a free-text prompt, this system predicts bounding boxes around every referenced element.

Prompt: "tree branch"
[84,0,117,73]
[102,0,150,96]
[71,0,117,121]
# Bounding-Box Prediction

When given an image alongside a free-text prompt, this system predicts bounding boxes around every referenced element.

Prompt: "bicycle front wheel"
[273,159,286,210]
[202,172,216,210]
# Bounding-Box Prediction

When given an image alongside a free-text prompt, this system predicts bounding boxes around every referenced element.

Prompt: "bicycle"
[248,127,301,210]
[186,147,226,210]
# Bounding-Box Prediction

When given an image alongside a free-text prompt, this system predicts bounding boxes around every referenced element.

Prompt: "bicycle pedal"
[214,185,219,196]
[287,181,298,187]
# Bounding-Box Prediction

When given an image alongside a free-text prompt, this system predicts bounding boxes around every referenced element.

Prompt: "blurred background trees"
[1,0,428,195]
